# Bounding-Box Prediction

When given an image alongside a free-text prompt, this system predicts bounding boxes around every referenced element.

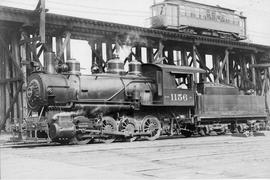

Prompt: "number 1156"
[171,93,188,101]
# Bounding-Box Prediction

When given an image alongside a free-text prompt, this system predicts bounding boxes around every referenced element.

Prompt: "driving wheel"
[71,116,93,145]
[141,115,161,141]
[99,116,117,143]
[119,117,138,142]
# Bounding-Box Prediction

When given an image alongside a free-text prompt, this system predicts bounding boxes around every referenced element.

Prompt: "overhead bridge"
[0,5,269,52]
[0,4,270,132]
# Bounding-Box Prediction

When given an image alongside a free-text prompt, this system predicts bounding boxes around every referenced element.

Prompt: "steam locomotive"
[26,52,267,144]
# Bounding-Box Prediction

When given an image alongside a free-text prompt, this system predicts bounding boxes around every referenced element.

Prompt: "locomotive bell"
[128,59,142,75]
[66,59,80,75]
[107,57,125,74]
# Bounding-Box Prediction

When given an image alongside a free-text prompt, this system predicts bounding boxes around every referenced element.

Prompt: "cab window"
[174,73,193,90]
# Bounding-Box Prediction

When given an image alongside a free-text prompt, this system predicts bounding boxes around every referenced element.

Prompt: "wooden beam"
[0,42,6,130]
[192,45,197,68]
[194,47,212,82]
[153,48,158,57]
[112,44,116,55]
[215,49,229,83]
[6,50,14,124]
[88,41,106,70]
[130,51,136,60]
[250,63,270,68]
[57,32,71,61]
[167,48,174,65]
[29,41,43,67]
[0,34,24,78]
[92,46,106,65]
[268,67,270,94]
[135,46,141,61]
[20,33,43,69]
[213,53,220,82]
[241,55,248,89]
[124,50,133,64]
[261,69,267,96]
[147,47,153,63]
[35,0,41,11]
[11,34,23,139]
[37,44,45,58]
[88,41,96,67]
[175,51,180,65]
[1,81,23,130]
[20,31,28,124]
[96,42,103,71]
[187,53,192,64]
[56,36,63,61]
[106,41,113,60]
[45,36,53,52]
[181,49,188,66]
[226,49,230,84]
[228,55,234,85]
[66,36,71,60]
[39,0,46,43]
[9,35,15,126]
[154,40,164,62]
[0,77,22,84]
[251,54,256,93]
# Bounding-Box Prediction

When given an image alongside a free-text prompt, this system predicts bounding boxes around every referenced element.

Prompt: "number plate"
[164,89,194,106]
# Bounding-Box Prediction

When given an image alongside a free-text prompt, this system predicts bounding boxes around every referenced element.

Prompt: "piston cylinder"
[49,113,76,142]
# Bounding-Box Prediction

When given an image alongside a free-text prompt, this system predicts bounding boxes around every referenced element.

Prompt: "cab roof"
[142,63,206,74]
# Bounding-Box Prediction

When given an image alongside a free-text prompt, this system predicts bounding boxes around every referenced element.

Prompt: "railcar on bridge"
[150,0,246,40]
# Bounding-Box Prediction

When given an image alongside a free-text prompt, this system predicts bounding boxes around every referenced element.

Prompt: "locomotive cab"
[142,64,205,106]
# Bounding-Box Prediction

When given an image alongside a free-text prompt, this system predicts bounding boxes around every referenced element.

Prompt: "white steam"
[118,45,132,62]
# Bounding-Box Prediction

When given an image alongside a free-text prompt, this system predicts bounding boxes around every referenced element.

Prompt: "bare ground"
[1,132,270,179]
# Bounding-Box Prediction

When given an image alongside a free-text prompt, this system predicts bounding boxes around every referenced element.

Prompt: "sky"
[1,0,270,71]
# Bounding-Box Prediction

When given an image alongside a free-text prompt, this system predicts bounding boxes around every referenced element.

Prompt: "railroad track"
[0,132,233,148]
[1,131,264,149]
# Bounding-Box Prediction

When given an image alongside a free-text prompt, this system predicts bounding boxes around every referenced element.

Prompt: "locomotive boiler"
[26,52,267,144]
[27,59,153,116]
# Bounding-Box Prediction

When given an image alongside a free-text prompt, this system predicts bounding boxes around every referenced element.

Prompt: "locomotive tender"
[26,52,267,144]
[150,0,247,40]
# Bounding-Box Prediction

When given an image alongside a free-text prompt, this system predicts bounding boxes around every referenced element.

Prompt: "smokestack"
[44,51,56,74]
